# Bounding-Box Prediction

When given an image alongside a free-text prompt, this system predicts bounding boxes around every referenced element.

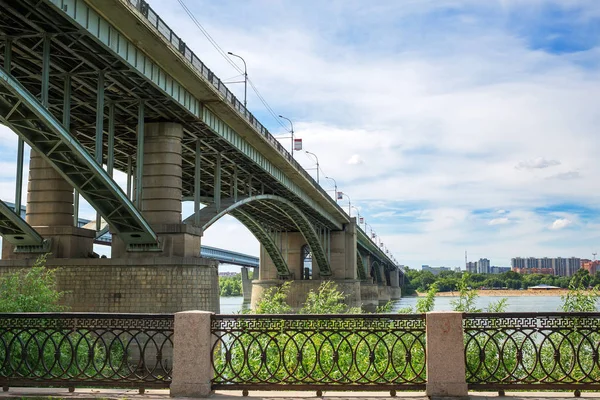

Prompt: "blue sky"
[1,0,600,270]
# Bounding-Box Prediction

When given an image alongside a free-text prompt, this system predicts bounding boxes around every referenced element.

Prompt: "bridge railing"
[0,313,173,390]
[124,0,343,216]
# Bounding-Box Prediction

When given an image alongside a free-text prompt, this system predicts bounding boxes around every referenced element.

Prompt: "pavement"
[0,388,599,400]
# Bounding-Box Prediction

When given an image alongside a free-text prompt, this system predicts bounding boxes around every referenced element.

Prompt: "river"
[219,295,567,313]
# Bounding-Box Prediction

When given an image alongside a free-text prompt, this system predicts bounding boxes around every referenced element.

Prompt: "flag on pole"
[359,217,364,224]
[337,191,343,200]
[294,138,303,151]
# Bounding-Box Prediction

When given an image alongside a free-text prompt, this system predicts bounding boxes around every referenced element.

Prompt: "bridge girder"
[0,67,158,247]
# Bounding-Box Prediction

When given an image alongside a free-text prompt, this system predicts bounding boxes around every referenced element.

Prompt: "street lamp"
[278,115,295,157]
[339,192,351,216]
[305,150,320,183]
[351,205,360,220]
[227,52,247,108]
[325,176,337,203]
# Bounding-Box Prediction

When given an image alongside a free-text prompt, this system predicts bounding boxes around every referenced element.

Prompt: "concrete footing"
[0,257,220,313]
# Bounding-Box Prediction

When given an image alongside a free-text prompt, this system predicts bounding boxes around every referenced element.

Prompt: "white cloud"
[347,154,364,165]
[489,217,509,225]
[515,158,561,170]
[497,209,507,214]
[550,218,573,230]
[548,171,581,180]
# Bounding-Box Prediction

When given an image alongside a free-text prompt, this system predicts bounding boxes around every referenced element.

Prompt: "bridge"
[0,0,402,313]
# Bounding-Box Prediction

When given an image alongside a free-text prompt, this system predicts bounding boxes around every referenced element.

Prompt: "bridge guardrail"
[0,313,173,390]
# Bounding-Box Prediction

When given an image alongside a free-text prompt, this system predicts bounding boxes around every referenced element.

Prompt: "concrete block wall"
[0,257,220,313]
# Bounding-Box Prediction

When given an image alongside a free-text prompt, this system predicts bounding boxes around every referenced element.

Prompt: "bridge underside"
[0,0,402,313]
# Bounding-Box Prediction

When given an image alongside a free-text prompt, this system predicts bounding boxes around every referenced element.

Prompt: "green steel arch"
[185,194,331,277]
[230,209,290,278]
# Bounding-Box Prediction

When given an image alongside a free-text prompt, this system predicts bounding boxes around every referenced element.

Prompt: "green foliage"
[0,255,67,312]
[219,274,243,297]
[451,274,482,312]
[561,281,599,312]
[415,283,438,313]
[300,281,347,314]
[486,298,508,312]
[376,301,394,313]
[254,282,292,314]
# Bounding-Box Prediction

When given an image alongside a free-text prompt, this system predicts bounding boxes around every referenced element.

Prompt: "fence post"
[171,311,213,398]
[426,311,468,398]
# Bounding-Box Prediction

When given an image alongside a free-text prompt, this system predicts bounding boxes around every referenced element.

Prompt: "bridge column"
[252,225,361,311]
[389,268,402,300]
[1,151,95,259]
[241,266,252,303]
[112,122,202,257]
[359,253,379,312]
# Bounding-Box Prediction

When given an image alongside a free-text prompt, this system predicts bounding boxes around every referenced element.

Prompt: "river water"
[219,295,567,314]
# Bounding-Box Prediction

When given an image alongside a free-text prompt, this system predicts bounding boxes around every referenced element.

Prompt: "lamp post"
[351,205,360,221]
[339,192,351,216]
[325,176,337,203]
[278,115,295,157]
[227,52,247,109]
[305,150,320,184]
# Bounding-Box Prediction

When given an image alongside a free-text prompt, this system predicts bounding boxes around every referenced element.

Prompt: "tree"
[0,255,67,312]
[300,281,347,314]
[253,282,292,314]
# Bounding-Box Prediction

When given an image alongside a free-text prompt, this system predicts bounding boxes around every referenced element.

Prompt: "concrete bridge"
[0,0,402,312]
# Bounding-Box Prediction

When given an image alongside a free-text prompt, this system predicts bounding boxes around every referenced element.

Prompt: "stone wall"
[0,257,219,313]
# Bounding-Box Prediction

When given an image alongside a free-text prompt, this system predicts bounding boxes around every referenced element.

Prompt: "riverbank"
[415,289,570,297]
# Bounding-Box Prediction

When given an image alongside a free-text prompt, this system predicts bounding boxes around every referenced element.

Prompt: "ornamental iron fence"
[210,313,427,393]
[0,313,173,390]
[464,312,600,391]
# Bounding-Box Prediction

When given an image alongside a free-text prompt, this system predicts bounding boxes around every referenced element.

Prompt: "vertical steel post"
[126,155,132,199]
[194,139,201,226]
[135,101,144,209]
[247,175,253,196]
[62,75,79,226]
[107,103,115,177]
[14,139,23,216]
[233,165,238,202]
[214,153,222,212]
[327,228,331,264]
[4,38,12,72]
[41,35,50,108]
[95,72,105,230]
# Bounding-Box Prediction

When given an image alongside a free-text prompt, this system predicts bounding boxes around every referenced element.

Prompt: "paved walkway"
[0,388,598,400]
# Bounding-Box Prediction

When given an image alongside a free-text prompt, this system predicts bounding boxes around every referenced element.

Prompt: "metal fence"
[211,314,426,392]
[0,313,173,390]
[464,312,600,391]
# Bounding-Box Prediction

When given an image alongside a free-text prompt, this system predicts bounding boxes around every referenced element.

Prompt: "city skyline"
[1,0,599,268]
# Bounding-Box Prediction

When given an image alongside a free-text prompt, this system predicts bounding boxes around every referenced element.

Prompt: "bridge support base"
[359,282,380,312]
[0,257,220,313]
[250,279,362,311]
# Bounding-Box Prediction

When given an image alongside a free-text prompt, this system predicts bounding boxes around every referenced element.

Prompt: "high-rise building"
[477,258,491,274]
[566,257,581,277]
[582,260,600,275]
[511,257,526,269]
[539,257,552,269]
[466,262,478,274]
[552,257,567,276]
[526,257,538,269]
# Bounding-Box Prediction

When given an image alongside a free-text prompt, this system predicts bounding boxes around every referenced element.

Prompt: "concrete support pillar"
[389,269,402,300]
[141,122,183,225]
[241,266,252,303]
[2,151,94,259]
[171,311,213,398]
[426,311,468,398]
[112,122,202,257]
[330,218,357,279]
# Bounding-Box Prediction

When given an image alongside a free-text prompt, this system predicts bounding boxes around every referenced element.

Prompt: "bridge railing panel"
[0,313,173,390]
[464,312,600,391]
[210,313,427,392]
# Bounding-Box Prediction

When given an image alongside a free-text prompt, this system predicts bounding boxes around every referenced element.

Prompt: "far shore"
[414,289,570,297]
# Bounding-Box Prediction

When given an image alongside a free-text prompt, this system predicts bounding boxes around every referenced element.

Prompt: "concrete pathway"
[0,388,597,400]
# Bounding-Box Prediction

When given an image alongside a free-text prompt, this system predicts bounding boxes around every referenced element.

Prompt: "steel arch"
[185,194,332,276]
[230,209,290,278]
[0,67,158,247]
[371,260,383,284]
